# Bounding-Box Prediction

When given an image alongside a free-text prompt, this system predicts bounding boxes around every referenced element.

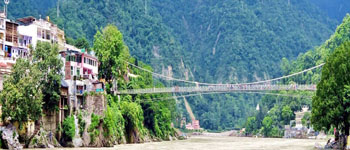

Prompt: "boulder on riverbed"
[1,124,23,150]
[28,128,60,148]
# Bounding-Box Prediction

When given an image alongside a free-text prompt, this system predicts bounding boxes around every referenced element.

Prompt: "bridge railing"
[117,84,317,94]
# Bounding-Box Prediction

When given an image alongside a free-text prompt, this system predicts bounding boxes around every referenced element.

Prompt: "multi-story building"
[0,13,31,90]
[17,16,65,51]
[59,44,100,111]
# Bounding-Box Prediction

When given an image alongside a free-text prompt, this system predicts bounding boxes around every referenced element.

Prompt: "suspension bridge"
[117,62,324,95]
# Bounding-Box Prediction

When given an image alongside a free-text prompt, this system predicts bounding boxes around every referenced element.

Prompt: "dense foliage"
[62,116,75,141]
[243,14,350,137]
[32,42,63,111]
[310,0,350,23]
[0,42,62,124]
[0,59,43,123]
[312,42,350,136]
[92,25,177,142]
[1,0,56,20]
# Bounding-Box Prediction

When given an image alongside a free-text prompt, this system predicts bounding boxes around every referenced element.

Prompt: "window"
[71,66,74,75]
[84,58,86,63]
[37,28,41,38]
[42,30,45,39]
[77,68,80,76]
[46,30,51,40]
[77,56,82,63]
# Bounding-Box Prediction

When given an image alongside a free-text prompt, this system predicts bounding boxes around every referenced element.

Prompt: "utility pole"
[57,0,60,18]
[4,0,9,18]
[144,0,147,15]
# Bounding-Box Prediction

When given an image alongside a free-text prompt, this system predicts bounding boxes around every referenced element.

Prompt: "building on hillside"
[284,106,314,138]
[185,119,202,130]
[17,16,65,50]
[0,13,31,91]
[59,44,101,112]
[295,106,310,129]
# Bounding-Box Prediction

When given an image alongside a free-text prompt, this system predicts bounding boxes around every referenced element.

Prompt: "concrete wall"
[42,111,57,133]
[84,94,106,116]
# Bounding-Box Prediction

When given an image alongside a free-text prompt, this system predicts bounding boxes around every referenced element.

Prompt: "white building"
[17,16,65,51]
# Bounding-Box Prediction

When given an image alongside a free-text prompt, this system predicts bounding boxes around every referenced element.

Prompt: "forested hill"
[3,0,337,83]
[5,0,56,20]
[310,0,350,23]
[0,0,345,130]
[152,0,336,83]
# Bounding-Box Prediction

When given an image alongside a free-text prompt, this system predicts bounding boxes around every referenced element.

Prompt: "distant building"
[295,106,310,129]
[185,119,201,130]
[284,106,313,138]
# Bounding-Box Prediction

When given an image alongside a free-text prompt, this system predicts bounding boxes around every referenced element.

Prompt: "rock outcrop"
[1,124,23,150]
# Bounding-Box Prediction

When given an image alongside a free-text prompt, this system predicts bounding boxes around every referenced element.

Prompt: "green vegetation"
[245,14,350,137]
[2,0,56,20]
[92,25,177,142]
[88,113,100,144]
[4,0,350,138]
[78,113,86,137]
[312,42,350,136]
[93,25,129,85]
[0,59,43,124]
[4,0,342,132]
[32,42,63,112]
[62,116,75,141]
[0,42,61,124]
[102,101,125,143]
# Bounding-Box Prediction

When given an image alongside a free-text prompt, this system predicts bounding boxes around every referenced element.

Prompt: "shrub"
[103,101,125,140]
[88,113,100,144]
[78,113,86,137]
[62,116,75,141]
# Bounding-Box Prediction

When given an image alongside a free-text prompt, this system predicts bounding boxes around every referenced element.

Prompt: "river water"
[26,136,327,150]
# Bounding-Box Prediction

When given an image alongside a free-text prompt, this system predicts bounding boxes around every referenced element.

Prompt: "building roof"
[16,16,36,25]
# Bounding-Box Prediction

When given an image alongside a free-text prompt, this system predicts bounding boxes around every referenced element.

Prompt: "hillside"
[243,14,350,137]
[0,0,342,130]
[310,0,350,23]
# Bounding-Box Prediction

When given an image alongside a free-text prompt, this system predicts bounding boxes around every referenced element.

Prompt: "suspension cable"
[127,61,324,86]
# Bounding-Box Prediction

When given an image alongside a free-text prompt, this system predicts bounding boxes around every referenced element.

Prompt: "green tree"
[282,105,293,125]
[62,116,76,141]
[312,41,350,136]
[74,37,90,52]
[262,116,273,137]
[32,42,63,112]
[245,116,257,135]
[93,25,130,87]
[0,59,43,123]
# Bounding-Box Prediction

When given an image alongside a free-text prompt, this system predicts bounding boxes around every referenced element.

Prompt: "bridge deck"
[118,84,316,94]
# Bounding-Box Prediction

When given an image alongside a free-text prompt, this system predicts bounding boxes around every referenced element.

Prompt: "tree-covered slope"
[47,0,189,79]
[152,0,336,83]
[243,14,350,137]
[282,14,350,83]
[1,0,56,20]
[310,0,350,23]
[1,0,344,131]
